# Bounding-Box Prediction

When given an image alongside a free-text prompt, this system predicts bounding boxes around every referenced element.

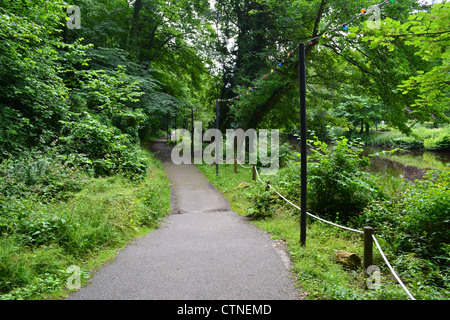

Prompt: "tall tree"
[0,0,72,155]
[360,1,449,124]
[212,0,439,134]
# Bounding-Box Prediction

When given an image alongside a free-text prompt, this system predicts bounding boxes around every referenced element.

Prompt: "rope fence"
[235,158,415,300]
[372,234,416,300]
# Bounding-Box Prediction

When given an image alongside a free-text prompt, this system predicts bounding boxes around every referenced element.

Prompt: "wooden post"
[364,226,374,272]
[234,156,237,174]
[252,164,256,181]
[299,42,307,247]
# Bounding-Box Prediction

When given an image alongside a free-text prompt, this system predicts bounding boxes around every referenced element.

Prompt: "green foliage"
[239,137,381,221]
[0,237,33,293]
[212,0,446,134]
[360,2,450,121]
[59,113,147,177]
[0,150,170,299]
[0,0,216,157]
[0,3,68,154]
[344,125,450,151]
[424,132,450,151]
[306,137,378,222]
[244,183,276,218]
[77,66,146,137]
[363,171,450,265]
[0,150,88,202]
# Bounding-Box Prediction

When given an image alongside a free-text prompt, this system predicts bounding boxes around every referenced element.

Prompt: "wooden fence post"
[252,164,256,181]
[364,226,373,273]
[234,156,237,174]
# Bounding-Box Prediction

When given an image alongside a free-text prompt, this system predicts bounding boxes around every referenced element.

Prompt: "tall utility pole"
[216,100,219,176]
[299,43,307,246]
[191,107,194,158]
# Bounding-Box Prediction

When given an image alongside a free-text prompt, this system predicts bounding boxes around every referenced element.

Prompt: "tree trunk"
[129,0,143,46]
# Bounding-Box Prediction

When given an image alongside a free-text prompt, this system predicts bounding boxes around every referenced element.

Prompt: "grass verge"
[0,148,170,300]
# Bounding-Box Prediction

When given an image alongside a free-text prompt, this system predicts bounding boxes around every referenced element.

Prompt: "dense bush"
[362,170,450,265]
[424,132,450,151]
[306,137,381,222]
[58,113,148,177]
[399,171,449,260]
[245,137,382,221]
[0,2,70,156]
[344,126,450,151]
[244,183,276,218]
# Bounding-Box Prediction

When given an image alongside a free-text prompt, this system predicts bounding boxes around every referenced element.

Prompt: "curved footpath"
[67,138,300,300]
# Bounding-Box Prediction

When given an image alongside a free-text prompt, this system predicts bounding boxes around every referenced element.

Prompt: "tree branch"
[323,43,377,77]
[383,30,450,38]
[306,0,327,56]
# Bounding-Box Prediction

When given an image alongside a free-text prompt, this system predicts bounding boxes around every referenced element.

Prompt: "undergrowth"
[0,148,170,299]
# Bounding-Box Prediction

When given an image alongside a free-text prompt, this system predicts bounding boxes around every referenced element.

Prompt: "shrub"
[395,171,450,262]
[58,112,147,177]
[246,137,382,221]
[307,137,380,222]
[361,170,449,278]
[244,183,276,218]
[424,132,450,151]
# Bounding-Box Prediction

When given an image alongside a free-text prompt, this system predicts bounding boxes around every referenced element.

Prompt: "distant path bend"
[67,138,300,300]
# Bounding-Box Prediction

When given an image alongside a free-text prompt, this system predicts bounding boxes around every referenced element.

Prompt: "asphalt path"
[67,138,300,300]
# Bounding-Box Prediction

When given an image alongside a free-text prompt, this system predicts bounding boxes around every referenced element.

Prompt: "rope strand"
[372,234,416,300]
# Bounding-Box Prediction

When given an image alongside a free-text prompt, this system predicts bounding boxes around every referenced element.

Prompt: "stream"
[287,140,450,181]
[363,146,450,181]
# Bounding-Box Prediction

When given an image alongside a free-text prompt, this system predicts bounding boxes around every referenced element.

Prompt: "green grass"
[343,125,450,151]
[197,163,424,300]
[0,148,171,300]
